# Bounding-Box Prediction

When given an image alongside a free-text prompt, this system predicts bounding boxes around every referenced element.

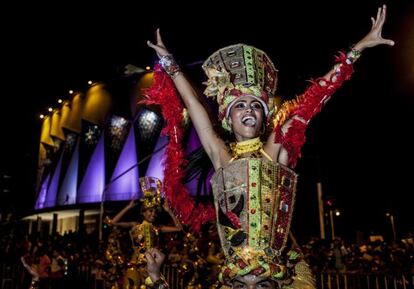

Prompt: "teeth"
[242,116,256,126]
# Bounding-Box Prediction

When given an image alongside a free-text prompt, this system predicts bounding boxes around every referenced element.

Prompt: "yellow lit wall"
[82,83,112,126]
[61,92,84,133]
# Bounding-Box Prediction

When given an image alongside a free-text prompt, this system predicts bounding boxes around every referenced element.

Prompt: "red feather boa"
[274,51,354,168]
[141,64,215,233]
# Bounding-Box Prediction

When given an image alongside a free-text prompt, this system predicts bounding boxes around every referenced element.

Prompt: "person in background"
[108,176,182,289]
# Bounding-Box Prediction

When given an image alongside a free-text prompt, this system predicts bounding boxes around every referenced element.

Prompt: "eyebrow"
[234,100,262,105]
[235,99,261,102]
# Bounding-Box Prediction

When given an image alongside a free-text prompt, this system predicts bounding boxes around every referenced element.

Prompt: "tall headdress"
[202,44,278,131]
[139,176,162,209]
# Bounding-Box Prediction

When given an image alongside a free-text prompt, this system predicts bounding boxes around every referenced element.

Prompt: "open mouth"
[242,115,257,127]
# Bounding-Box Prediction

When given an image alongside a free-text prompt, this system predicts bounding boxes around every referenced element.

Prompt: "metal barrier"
[317,272,414,289]
[162,265,183,289]
[2,262,413,289]
[0,263,25,289]
[80,264,182,289]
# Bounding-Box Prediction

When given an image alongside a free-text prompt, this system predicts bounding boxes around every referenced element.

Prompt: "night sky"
[1,0,413,242]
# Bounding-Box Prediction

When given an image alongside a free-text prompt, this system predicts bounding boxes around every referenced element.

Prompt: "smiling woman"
[145,5,394,289]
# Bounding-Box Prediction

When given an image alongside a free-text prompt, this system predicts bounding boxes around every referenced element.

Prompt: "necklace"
[230,137,263,157]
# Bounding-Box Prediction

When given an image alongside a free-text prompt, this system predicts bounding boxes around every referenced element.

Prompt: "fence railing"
[1,262,413,289]
[317,272,414,289]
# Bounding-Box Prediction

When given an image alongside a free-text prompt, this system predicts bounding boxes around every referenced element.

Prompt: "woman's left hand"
[354,5,395,51]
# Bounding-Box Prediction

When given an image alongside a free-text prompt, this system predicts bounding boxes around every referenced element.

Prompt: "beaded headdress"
[139,176,162,209]
[202,44,278,131]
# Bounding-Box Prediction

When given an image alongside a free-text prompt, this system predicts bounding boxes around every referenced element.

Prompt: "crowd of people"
[0,224,413,289]
[0,227,101,289]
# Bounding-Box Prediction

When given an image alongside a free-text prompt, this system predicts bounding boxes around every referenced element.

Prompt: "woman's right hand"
[147,28,170,59]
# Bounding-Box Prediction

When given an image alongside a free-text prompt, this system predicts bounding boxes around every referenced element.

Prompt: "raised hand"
[162,198,172,213]
[354,5,395,51]
[147,28,170,59]
[128,198,136,208]
[145,248,166,282]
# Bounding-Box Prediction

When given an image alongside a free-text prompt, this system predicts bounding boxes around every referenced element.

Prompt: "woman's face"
[228,95,264,142]
[142,207,157,223]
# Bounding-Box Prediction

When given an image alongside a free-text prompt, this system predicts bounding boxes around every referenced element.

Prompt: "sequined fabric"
[210,156,316,288]
[211,157,297,259]
[129,220,160,265]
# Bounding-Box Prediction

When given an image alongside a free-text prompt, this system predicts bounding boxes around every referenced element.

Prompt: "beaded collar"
[230,137,263,157]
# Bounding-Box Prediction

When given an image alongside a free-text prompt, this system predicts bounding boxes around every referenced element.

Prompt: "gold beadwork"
[230,137,263,157]
[139,177,162,209]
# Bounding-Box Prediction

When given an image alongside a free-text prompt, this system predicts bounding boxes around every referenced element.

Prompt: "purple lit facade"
[34,123,212,210]
[105,125,140,201]
[76,134,106,203]
[145,135,168,183]
[56,139,79,206]
[34,70,213,210]
[44,151,64,208]
[35,173,50,209]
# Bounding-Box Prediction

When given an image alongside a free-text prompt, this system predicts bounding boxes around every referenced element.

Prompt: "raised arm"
[265,5,394,167]
[21,256,40,279]
[322,5,394,82]
[110,199,137,228]
[147,29,230,169]
[159,199,183,233]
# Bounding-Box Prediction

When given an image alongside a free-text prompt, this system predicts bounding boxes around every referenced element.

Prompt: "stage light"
[137,109,161,141]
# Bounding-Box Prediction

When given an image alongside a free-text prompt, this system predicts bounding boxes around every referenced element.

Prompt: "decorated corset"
[129,220,160,265]
[210,156,298,267]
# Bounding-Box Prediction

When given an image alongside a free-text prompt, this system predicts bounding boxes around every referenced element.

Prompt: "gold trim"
[230,137,263,157]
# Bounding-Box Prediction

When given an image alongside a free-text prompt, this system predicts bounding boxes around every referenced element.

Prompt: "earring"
[261,122,266,135]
